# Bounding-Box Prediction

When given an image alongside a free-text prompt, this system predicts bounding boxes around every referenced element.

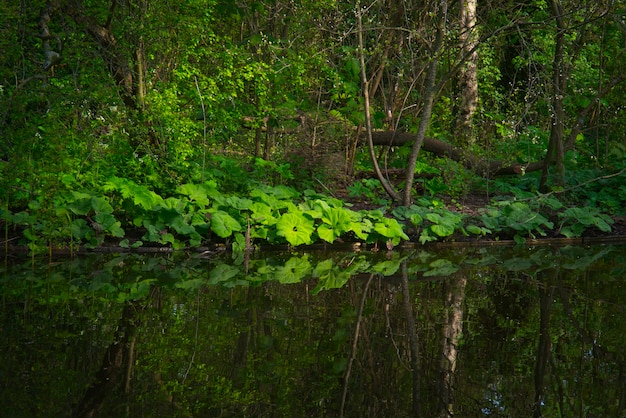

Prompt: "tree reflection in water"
[1,244,625,417]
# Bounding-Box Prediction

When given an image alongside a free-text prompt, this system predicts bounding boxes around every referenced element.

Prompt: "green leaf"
[176,183,211,206]
[409,213,423,226]
[419,231,438,244]
[91,196,113,214]
[467,224,490,235]
[372,259,401,276]
[373,218,409,245]
[276,212,315,246]
[210,210,242,238]
[71,218,93,240]
[95,213,125,237]
[249,201,277,224]
[317,207,353,243]
[224,196,253,210]
[67,197,93,216]
[430,223,455,237]
[105,177,163,210]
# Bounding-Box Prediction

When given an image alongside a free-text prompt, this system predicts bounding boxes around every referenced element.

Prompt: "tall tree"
[454,0,479,145]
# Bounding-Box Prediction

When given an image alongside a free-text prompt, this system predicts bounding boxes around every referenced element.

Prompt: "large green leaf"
[224,196,253,210]
[372,259,401,276]
[249,201,277,224]
[90,196,114,214]
[373,218,409,245]
[208,263,241,285]
[317,207,353,243]
[176,183,211,207]
[210,210,242,238]
[276,212,315,246]
[94,213,125,237]
[105,177,163,210]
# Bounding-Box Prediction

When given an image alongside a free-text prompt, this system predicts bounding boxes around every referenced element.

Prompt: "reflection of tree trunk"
[533,277,554,418]
[72,302,141,418]
[340,274,374,418]
[401,263,421,416]
[439,274,467,418]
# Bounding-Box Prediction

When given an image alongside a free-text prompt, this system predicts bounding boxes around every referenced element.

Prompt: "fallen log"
[369,131,545,177]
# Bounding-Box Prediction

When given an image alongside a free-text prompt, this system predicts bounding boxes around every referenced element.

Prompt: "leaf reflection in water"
[1,244,625,417]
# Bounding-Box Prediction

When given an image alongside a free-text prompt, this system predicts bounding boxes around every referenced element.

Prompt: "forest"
[1,0,625,253]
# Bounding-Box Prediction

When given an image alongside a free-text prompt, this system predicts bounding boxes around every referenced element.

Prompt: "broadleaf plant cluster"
[1,172,617,255]
[1,176,411,254]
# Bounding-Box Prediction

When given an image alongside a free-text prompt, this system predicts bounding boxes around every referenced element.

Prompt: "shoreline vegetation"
[3,175,626,257]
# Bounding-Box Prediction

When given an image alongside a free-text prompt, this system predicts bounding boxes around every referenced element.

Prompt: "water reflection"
[1,245,625,417]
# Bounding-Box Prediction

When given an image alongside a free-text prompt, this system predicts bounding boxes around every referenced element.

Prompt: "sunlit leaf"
[176,183,211,206]
[276,212,315,246]
[373,218,409,245]
[318,207,353,243]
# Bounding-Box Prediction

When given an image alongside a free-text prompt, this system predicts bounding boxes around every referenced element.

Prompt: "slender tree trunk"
[540,0,567,191]
[403,0,448,206]
[357,2,401,202]
[340,274,375,418]
[135,36,145,111]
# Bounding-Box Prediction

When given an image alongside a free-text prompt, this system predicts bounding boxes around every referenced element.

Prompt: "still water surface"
[1,244,624,417]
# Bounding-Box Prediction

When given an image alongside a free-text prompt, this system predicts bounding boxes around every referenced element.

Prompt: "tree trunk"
[403,0,448,206]
[66,0,138,110]
[454,0,479,146]
[540,0,567,191]
[357,2,402,202]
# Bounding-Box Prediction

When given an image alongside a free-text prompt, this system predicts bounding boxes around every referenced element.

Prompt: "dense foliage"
[1,0,625,252]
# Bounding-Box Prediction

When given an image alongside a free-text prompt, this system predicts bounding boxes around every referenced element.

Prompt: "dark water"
[1,244,624,417]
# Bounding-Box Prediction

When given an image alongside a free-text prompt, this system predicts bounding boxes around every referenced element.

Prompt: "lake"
[1,244,624,417]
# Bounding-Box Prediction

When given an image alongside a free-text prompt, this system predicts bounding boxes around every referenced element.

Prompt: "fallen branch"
[368,131,545,177]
